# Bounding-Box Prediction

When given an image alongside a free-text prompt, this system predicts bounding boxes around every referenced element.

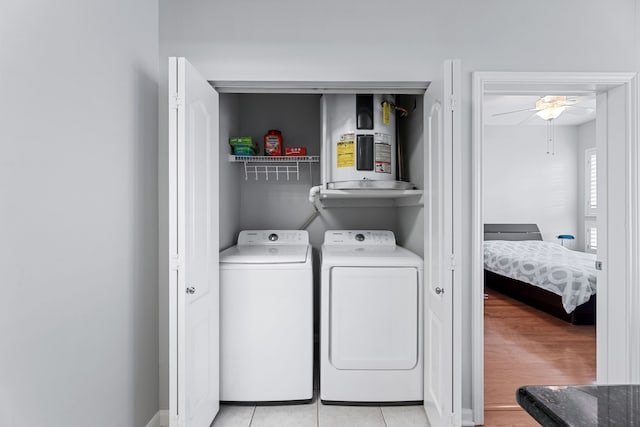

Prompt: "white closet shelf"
[228,155,320,163]
[317,189,424,208]
[228,155,319,181]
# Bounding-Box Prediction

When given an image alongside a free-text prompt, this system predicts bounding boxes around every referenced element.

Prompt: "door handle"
[186,287,196,294]
[435,287,445,295]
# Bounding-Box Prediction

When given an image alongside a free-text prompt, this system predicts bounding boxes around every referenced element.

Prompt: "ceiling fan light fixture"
[536,106,567,121]
[534,96,569,120]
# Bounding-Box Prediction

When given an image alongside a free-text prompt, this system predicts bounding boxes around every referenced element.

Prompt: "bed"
[484,223,597,325]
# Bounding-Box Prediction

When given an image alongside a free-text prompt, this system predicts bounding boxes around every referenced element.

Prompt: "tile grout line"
[380,406,388,427]
[248,405,256,427]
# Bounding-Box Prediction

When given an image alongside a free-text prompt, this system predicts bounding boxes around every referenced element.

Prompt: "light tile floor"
[211,380,430,427]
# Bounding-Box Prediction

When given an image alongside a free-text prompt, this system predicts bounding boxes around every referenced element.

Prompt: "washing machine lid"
[321,231,422,268]
[220,244,310,264]
[321,245,423,267]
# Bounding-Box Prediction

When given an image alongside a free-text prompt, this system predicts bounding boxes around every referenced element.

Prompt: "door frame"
[163,76,462,425]
[470,71,639,424]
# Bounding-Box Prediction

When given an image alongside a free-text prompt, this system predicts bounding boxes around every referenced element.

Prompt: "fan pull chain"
[551,120,555,155]
[546,120,556,155]
[546,120,551,154]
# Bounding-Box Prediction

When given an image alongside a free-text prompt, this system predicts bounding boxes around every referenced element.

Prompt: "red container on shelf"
[285,147,307,157]
[264,129,283,156]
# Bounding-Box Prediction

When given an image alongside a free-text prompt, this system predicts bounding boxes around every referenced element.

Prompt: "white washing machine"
[320,230,424,403]
[219,230,313,403]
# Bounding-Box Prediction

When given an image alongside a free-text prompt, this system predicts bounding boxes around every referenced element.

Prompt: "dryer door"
[330,267,418,370]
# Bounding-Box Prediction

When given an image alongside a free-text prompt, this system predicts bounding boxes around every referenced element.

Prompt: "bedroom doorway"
[470,72,639,426]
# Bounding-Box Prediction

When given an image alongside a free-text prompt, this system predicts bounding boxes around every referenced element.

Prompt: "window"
[585,148,597,253]
[586,220,598,253]
[586,148,597,215]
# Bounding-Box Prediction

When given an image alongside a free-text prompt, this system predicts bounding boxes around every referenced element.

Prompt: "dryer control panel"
[238,230,309,246]
[323,230,396,246]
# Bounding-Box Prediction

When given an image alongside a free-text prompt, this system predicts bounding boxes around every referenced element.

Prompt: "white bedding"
[484,240,597,313]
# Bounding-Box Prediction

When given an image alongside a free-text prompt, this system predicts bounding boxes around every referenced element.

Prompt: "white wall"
[0,2,159,426]
[484,125,579,246]
[577,120,597,250]
[158,0,640,415]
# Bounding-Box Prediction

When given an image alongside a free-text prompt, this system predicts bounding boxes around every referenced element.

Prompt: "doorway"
[166,57,463,427]
[483,91,598,423]
[470,72,639,425]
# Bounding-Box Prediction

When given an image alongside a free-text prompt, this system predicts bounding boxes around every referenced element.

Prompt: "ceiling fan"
[491,95,595,156]
[492,95,594,122]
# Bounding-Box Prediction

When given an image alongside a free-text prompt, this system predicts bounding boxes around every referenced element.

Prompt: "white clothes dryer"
[320,230,424,403]
[220,230,313,403]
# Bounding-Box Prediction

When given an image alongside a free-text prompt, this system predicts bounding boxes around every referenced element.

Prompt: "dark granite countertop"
[516,384,640,426]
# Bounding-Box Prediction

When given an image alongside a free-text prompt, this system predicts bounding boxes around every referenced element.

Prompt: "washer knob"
[355,233,365,242]
[268,233,279,242]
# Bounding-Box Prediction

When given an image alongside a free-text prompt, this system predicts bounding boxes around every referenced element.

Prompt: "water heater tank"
[323,94,407,189]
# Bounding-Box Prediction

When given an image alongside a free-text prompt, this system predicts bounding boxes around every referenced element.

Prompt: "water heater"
[323,94,408,189]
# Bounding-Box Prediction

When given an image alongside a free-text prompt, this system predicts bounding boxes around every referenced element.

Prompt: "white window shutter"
[586,148,597,214]
[585,220,598,253]
[584,148,598,253]
[589,226,598,251]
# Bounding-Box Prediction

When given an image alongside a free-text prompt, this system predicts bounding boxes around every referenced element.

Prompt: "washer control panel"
[238,230,309,245]
[323,230,396,246]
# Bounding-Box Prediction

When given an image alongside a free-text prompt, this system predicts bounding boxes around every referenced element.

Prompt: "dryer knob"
[268,233,279,242]
[355,233,365,242]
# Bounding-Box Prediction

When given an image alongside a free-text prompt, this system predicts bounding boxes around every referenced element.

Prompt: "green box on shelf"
[229,136,253,146]
[233,145,257,156]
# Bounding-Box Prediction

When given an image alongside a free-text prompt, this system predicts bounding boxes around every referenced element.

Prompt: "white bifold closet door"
[168,57,220,427]
[423,60,462,427]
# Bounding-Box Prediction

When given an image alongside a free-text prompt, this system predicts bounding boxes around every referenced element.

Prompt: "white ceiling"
[483,94,596,126]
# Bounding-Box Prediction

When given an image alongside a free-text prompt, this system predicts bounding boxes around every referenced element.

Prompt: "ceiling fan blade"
[564,108,595,116]
[492,107,537,117]
[517,111,539,125]
[566,105,595,110]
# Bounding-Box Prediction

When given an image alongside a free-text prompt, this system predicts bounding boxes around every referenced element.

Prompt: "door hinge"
[170,256,182,271]
[449,95,456,112]
[595,260,603,271]
[449,254,456,271]
[170,95,184,110]
[449,412,461,426]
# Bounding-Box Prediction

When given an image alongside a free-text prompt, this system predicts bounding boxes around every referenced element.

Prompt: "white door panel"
[426,310,443,416]
[423,60,461,427]
[169,57,220,427]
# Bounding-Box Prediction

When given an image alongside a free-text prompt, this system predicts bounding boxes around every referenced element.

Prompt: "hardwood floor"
[483,288,596,426]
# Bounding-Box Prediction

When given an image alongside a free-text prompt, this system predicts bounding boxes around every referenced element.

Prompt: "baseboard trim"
[159,410,170,427]
[462,408,475,426]
[146,410,170,427]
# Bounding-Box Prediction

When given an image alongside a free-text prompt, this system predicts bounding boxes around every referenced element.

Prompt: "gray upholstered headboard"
[484,224,542,241]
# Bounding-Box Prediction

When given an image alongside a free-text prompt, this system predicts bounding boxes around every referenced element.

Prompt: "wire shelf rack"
[228,155,320,181]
